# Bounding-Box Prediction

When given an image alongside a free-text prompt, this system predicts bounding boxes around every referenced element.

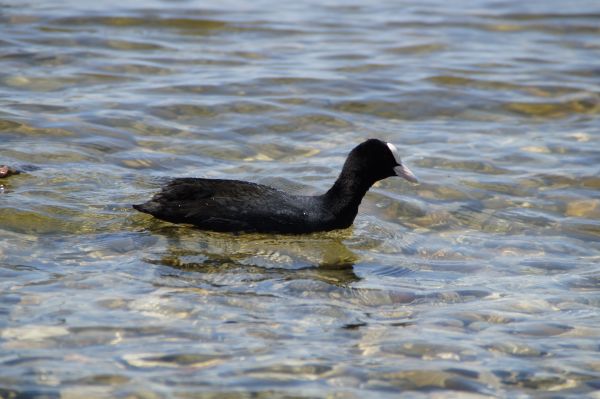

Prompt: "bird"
[133,138,418,234]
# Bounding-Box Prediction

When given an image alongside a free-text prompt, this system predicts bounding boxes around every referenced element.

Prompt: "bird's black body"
[134,178,335,234]
[133,139,417,234]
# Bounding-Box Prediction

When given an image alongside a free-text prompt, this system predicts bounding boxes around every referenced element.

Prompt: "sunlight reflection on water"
[1,0,600,397]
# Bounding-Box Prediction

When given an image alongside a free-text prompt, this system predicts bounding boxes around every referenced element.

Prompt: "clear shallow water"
[1,0,600,397]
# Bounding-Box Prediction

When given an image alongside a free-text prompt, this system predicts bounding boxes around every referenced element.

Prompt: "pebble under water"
[1,0,600,397]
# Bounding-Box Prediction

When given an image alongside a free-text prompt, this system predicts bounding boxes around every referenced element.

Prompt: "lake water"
[1,0,600,397]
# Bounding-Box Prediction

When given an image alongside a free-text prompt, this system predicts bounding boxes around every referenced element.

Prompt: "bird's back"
[134,178,330,233]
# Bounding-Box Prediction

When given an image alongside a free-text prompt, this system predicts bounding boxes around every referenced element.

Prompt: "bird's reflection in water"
[145,223,361,286]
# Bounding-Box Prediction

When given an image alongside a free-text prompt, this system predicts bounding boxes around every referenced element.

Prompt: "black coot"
[133,138,418,234]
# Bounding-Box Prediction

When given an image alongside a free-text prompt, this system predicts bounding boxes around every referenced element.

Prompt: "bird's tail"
[133,202,159,215]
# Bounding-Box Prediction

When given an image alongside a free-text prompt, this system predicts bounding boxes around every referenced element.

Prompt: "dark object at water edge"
[133,139,418,234]
[0,165,20,179]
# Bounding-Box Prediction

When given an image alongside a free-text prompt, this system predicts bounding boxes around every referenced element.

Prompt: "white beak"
[394,164,418,183]
[386,142,418,183]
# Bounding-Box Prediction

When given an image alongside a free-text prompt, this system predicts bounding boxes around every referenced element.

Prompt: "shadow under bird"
[133,138,418,234]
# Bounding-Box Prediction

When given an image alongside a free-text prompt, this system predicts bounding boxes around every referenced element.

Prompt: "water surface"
[1,0,600,397]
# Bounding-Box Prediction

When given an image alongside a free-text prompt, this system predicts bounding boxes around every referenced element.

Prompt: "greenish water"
[1,0,600,397]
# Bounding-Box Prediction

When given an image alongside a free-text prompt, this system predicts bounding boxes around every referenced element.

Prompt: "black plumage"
[133,138,417,234]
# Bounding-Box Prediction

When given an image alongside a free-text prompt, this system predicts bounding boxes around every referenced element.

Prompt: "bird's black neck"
[322,166,376,228]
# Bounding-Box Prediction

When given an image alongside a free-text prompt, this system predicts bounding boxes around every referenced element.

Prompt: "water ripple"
[1,0,600,397]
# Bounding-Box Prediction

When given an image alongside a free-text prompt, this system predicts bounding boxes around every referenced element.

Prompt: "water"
[1,0,600,397]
